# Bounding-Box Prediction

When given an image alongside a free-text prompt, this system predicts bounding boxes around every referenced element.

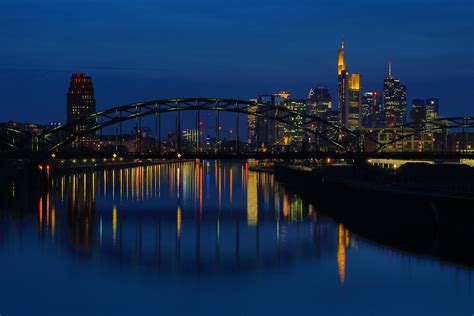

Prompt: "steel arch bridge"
[37,98,360,153]
[1,98,474,159]
[0,127,33,150]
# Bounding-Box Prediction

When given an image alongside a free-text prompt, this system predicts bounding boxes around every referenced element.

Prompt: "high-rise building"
[337,37,362,130]
[361,92,374,128]
[411,98,426,127]
[252,92,290,150]
[306,88,332,148]
[67,73,96,147]
[347,73,362,130]
[383,62,407,127]
[182,129,199,148]
[283,99,306,145]
[247,99,257,147]
[371,91,383,128]
[337,38,349,127]
[362,91,383,128]
[307,87,332,122]
[426,98,439,121]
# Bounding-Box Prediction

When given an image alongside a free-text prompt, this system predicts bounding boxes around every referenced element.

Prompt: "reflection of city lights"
[51,207,55,237]
[247,172,258,226]
[227,167,232,205]
[177,206,182,239]
[112,205,117,245]
[337,224,350,286]
[38,196,43,231]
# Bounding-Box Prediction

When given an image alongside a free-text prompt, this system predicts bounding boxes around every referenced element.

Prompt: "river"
[0,161,472,315]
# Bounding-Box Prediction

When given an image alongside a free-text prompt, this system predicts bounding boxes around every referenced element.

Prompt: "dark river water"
[0,161,472,315]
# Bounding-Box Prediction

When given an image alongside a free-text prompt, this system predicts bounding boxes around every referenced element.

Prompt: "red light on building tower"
[67,73,96,148]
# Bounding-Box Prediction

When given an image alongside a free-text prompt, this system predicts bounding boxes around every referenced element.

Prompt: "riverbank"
[274,164,474,266]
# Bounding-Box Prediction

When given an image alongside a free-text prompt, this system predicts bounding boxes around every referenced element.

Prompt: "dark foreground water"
[0,161,472,315]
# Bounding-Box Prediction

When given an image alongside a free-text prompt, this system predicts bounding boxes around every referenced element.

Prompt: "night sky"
[1,0,473,125]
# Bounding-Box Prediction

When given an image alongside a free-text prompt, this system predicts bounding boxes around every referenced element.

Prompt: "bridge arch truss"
[39,98,360,153]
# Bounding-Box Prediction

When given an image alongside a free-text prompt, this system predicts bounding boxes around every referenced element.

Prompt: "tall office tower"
[383,62,407,127]
[283,99,306,144]
[361,92,374,128]
[254,92,290,149]
[272,91,291,141]
[307,87,332,121]
[347,74,362,130]
[411,98,426,127]
[337,38,349,127]
[256,94,276,149]
[362,91,383,128]
[371,91,383,128]
[425,98,439,121]
[67,73,96,147]
[247,99,258,147]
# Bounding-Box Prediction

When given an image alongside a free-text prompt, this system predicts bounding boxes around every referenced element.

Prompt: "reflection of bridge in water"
[0,162,353,282]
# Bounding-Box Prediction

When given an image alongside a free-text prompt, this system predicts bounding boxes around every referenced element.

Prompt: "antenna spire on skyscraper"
[337,35,346,75]
[388,60,392,77]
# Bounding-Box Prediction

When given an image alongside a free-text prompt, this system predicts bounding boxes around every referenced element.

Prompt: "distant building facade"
[347,73,362,130]
[410,99,427,127]
[337,37,362,130]
[425,98,439,121]
[307,87,332,125]
[67,73,96,147]
[283,99,306,146]
[410,97,440,129]
[362,91,383,128]
[383,63,407,127]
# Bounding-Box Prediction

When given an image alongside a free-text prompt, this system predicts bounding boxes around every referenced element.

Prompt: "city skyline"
[0,42,451,126]
[1,0,473,123]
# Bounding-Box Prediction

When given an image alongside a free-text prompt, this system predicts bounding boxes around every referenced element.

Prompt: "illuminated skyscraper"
[361,92,374,128]
[362,91,383,128]
[347,73,362,130]
[425,98,439,121]
[307,87,332,121]
[337,37,362,130]
[337,37,349,126]
[411,98,426,127]
[383,62,407,127]
[253,92,290,150]
[283,99,306,146]
[67,73,96,147]
[247,99,257,147]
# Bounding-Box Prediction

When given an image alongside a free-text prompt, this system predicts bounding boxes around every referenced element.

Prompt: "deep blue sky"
[1,0,473,125]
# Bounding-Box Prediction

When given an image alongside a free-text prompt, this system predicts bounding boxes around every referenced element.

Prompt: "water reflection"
[0,161,472,287]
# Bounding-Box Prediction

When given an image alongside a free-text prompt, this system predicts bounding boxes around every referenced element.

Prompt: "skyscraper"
[337,38,349,127]
[247,99,257,147]
[253,91,290,150]
[383,62,407,127]
[337,37,362,130]
[362,91,383,128]
[347,73,362,130]
[425,98,439,121]
[411,98,426,127]
[283,99,306,146]
[67,73,96,147]
[307,87,332,121]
